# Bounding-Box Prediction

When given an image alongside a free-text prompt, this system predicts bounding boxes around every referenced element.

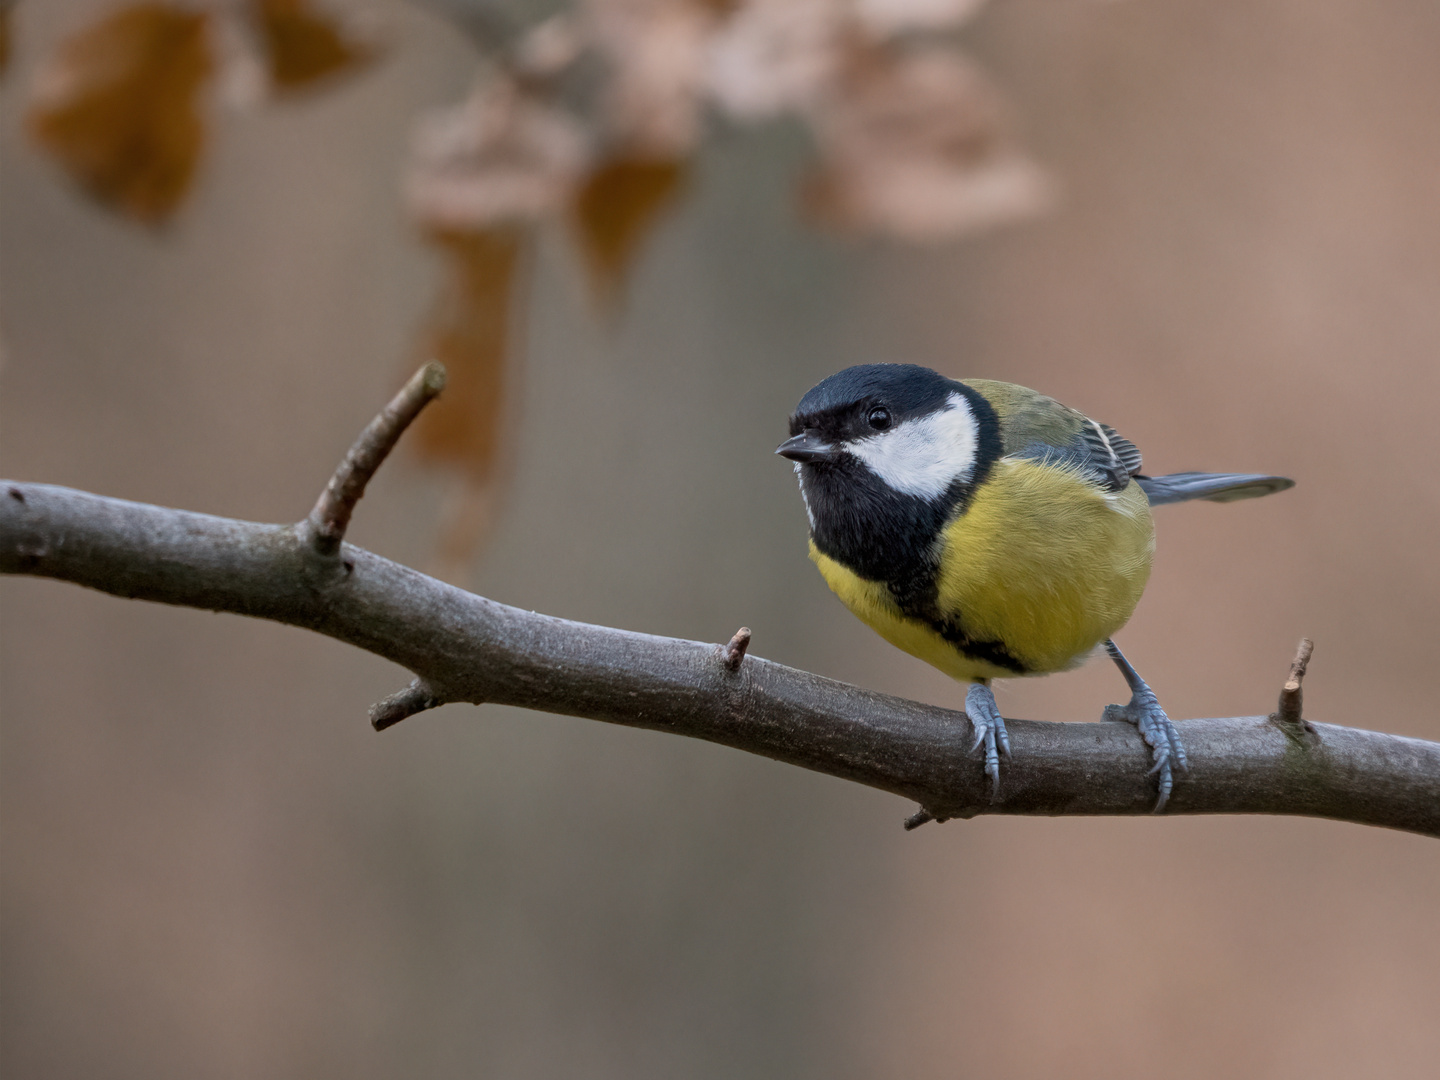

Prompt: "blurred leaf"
[411,228,524,482]
[403,76,584,569]
[404,77,589,231]
[585,0,716,154]
[249,0,376,93]
[704,0,987,123]
[512,14,585,83]
[410,228,529,570]
[210,6,270,110]
[26,2,213,224]
[705,0,843,121]
[803,47,1053,241]
[0,3,13,78]
[853,0,988,35]
[571,154,686,307]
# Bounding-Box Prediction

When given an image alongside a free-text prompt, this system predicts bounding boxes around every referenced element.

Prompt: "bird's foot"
[1103,641,1188,812]
[964,683,1011,800]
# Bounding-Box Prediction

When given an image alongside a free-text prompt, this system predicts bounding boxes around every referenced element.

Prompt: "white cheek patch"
[848,392,979,499]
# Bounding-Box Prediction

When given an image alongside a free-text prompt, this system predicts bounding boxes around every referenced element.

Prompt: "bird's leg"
[1101,640,1189,811]
[964,681,1010,800]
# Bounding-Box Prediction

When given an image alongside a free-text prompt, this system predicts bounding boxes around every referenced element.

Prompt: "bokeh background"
[4,1,1439,1077]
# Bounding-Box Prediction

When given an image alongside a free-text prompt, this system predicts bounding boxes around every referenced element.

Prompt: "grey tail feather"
[1136,471,1295,506]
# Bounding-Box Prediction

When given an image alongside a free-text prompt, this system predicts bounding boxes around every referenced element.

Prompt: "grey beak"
[775,431,837,463]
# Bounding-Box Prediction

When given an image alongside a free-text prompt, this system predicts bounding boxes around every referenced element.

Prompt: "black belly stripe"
[887,574,1031,676]
[932,618,1030,675]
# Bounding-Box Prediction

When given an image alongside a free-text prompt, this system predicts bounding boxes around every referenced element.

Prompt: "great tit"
[777,364,1293,809]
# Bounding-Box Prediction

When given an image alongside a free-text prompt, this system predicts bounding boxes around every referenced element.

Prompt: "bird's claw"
[965,683,1010,801]
[1103,687,1188,812]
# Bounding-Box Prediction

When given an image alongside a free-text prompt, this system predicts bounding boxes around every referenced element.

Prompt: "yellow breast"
[810,458,1155,682]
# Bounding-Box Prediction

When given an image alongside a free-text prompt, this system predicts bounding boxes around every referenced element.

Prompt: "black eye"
[867,406,892,431]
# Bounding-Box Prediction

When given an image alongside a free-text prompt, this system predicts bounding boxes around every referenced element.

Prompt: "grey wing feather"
[1029,420,1142,493]
[1099,424,1143,475]
[1136,471,1295,506]
[1019,437,1129,492]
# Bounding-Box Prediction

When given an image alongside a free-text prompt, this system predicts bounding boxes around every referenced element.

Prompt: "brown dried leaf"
[571,154,687,307]
[404,78,589,232]
[26,2,213,224]
[410,228,525,483]
[249,0,376,93]
[804,47,1052,241]
[0,3,13,78]
[410,227,529,571]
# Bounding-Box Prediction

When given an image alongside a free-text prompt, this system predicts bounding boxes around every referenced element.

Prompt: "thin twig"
[1274,637,1315,730]
[903,810,935,831]
[306,362,446,557]
[723,627,752,672]
[371,678,443,732]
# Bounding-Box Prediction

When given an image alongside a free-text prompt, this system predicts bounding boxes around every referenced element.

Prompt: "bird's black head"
[782,364,963,447]
[777,364,1002,588]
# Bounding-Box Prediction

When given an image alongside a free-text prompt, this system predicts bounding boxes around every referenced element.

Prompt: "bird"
[776,364,1293,810]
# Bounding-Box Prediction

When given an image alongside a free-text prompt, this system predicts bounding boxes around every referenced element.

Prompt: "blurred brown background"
[3,1,1439,1078]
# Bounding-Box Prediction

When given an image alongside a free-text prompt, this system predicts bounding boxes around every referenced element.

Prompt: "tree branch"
[306,362,446,557]
[3,373,1437,837]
